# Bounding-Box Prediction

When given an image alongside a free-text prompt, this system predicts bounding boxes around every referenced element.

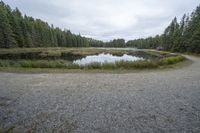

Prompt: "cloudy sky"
[3,0,200,41]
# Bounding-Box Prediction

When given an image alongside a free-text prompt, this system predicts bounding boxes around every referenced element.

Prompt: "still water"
[73,53,144,65]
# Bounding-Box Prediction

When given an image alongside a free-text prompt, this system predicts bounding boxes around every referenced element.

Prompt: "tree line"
[127,5,200,53]
[0,1,200,53]
[0,1,104,48]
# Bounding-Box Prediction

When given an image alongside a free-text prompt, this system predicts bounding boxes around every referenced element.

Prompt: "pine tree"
[12,8,25,47]
[0,5,16,48]
[187,6,200,53]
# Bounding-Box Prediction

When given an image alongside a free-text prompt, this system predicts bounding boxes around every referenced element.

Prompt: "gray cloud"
[3,0,200,41]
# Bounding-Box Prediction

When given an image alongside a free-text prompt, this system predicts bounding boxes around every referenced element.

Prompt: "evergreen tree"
[185,6,200,53]
[0,3,16,48]
[0,1,199,52]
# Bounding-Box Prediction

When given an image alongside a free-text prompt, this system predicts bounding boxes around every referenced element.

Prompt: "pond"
[0,48,162,66]
[73,53,144,65]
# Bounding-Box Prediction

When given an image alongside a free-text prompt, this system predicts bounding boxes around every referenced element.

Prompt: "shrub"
[19,60,69,68]
[159,56,186,65]
[115,60,158,69]
[19,60,33,68]
[66,63,81,69]
[54,60,67,68]
[0,60,10,67]
[84,62,102,69]
[101,62,117,69]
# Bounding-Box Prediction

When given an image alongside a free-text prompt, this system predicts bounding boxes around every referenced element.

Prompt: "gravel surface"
[0,55,200,133]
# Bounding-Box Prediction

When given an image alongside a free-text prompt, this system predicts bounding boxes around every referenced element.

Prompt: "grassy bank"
[0,55,186,69]
[0,48,187,72]
[0,59,190,74]
[0,47,129,56]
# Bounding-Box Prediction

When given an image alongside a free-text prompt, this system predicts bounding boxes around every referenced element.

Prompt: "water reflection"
[73,53,144,65]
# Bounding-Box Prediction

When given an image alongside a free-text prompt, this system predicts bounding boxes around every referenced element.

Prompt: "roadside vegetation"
[0,48,187,71]
[0,56,186,70]
[0,47,128,56]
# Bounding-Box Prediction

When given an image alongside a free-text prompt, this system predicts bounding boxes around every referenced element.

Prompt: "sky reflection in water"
[73,53,144,65]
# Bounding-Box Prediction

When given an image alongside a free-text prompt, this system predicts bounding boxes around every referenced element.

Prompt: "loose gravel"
[0,55,200,133]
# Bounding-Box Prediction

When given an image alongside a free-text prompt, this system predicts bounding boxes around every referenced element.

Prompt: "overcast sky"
[3,0,200,41]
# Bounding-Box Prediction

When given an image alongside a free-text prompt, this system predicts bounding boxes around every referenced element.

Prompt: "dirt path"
[0,55,200,133]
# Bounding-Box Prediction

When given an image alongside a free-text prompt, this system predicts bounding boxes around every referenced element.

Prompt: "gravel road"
[0,55,200,133]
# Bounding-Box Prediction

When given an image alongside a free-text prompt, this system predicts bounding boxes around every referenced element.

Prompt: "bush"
[159,56,186,65]
[115,60,158,69]
[84,62,102,69]
[0,60,10,67]
[66,63,81,69]
[0,60,20,67]
[19,60,68,68]
[19,60,33,68]
[101,62,117,69]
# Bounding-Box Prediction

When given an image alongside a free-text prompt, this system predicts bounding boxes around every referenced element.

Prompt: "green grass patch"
[0,48,188,72]
[0,55,187,70]
[116,60,158,69]
[19,60,70,68]
[0,47,128,56]
[158,56,186,65]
